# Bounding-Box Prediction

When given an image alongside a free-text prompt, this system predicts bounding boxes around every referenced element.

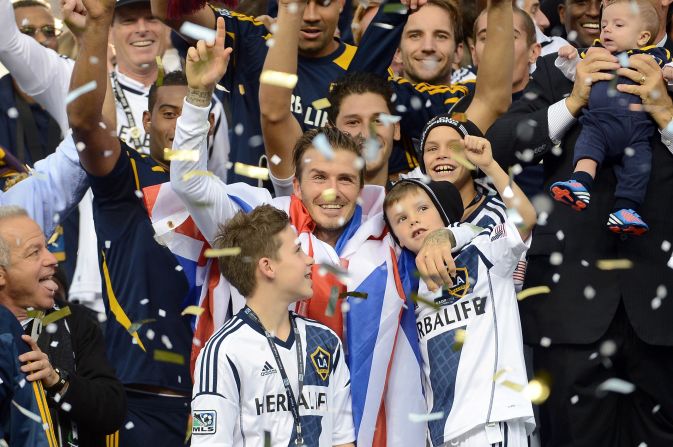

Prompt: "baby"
[550,0,671,235]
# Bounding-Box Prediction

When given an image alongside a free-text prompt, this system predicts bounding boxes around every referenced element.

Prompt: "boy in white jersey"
[191,205,355,447]
[383,136,536,447]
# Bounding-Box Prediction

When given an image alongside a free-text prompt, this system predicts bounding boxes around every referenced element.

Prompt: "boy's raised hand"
[186,17,233,94]
[463,135,494,171]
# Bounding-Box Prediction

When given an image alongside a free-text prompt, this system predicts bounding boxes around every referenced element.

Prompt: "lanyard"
[110,71,143,149]
[465,190,483,210]
[244,307,305,445]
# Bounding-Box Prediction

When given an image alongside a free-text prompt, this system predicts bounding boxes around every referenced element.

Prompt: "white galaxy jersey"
[415,219,535,445]
[464,194,506,229]
[192,309,355,446]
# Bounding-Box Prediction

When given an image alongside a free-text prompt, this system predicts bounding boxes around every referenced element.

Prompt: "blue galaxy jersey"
[87,143,193,393]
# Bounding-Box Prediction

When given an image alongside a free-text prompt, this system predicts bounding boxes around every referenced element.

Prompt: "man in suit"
[486,1,673,445]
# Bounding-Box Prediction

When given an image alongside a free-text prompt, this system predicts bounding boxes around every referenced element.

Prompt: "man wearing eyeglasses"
[0,0,63,167]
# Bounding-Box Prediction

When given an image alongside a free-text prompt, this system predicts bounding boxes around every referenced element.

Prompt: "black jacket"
[37,301,126,446]
[486,46,673,346]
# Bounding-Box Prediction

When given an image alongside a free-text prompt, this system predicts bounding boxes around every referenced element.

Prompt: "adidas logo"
[261,361,277,377]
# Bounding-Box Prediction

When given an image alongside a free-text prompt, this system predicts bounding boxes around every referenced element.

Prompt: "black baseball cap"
[115,0,149,9]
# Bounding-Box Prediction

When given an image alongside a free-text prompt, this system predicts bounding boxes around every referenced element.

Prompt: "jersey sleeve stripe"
[201,318,244,394]
[200,316,241,390]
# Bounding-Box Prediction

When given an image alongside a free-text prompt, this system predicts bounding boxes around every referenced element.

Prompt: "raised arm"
[260,0,305,180]
[67,0,119,177]
[172,18,273,242]
[464,135,536,239]
[465,0,514,133]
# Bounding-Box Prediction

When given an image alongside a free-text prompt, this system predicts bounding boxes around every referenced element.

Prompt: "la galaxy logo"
[435,267,471,306]
[310,347,331,381]
[192,410,216,435]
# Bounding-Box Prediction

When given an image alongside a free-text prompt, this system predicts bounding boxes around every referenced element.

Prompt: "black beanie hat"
[417,113,483,174]
[384,178,464,246]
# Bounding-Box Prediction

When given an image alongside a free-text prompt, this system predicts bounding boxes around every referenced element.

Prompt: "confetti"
[516,286,551,301]
[234,162,269,180]
[570,395,579,405]
[127,319,156,334]
[179,21,217,43]
[549,252,563,265]
[320,188,337,202]
[523,378,551,404]
[158,309,167,317]
[600,340,617,357]
[264,431,272,447]
[45,323,57,334]
[61,402,72,412]
[164,148,199,162]
[653,404,661,414]
[379,113,401,126]
[260,70,298,89]
[372,22,394,30]
[452,328,466,351]
[204,247,242,257]
[540,337,551,347]
[364,137,380,162]
[596,259,633,270]
[270,154,282,165]
[153,349,185,365]
[182,170,215,181]
[234,123,244,135]
[583,285,596,300]
[502,380,526,392]
[502,186,514,199]
[41,306,71,327]
[161,335,173,349]
[408,411,444,422]
[382,3,408,13]
[11,400,43,424]
[65,80,97,105]
[239,84,245,95]
[181,305,205,316]
[155,56,165,87]
[325,286,339,316]
[125,421,135,430]
[312,133,334,160]
[410,292,440,310]
[265,38,275,48]
[662,240,671,252]
[312,98,331,110]
[597,378,635,394]
[338,291,368,299]
[552,273,560,283]
[317,263,349,279]
[651,297,662,310]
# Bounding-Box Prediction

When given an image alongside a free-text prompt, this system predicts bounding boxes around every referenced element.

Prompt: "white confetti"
[589,352,599,360]
[364,138,380,161]
[502,186,514,199]
[161,335,173,350]
[379,113,402,125]
[11,400,43,424]
[599,340,617,357]
[66,81,98,105]
[140,298,149,305]
[617,52,630,67]
[76,142,86,152]
[661,240,671,252]
[312,133,334,160]
[97,312,107,323]
[540,337,551,347]
[175,265,183,272]
[146,329,155,340]
[584,285,596,300]
[158,309,166,317]
[270,154,282,165]
[552,273,560,283]
[408,411,444,422]
[50,341,59,348]
[61,402,72,412]
[653,404,661,414]
[125,421,135,430]
[651,297,662,309]
[46,323,57,334]
[556,230,565,241]
[7,107,18,119]
[597,378,635,394]
[105,240,111,249]
[549,252,563,266]
[581,259,590,267]
[234,123,244,135]
[656,285,667,298]
[570,395,579,404]
[179,21,216,43]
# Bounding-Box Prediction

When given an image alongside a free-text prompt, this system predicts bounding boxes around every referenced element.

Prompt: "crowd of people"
[1,0,672,445]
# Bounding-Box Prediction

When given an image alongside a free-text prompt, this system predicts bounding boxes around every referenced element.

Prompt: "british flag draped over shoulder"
[143,179,427,446]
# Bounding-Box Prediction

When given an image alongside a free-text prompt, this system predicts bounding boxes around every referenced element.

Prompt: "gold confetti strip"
[517,286,551,301]
[26,310,45,320]
[181,305,205,317]
[238,84,245,95]
[260,70,298,89]
[127,318,156,334]
[325,286,339,316]
[153,349,185,365]
[204,247,242,257]
[182,170,215,181]
[449,148,476,170]
[155,56,165,87]
[164,148,199,162]
[264,431,272,447]
[41,306,72,327]
[501,380,526,392]
[410,292,440,310]
[451,112,468,122]
[320,188,337,202]
[493,368,510,383]
[312,98,331,110]
[338,291,368,299]
[185,417,193,444]
[234,162,269,180]
[596,259,633,270]
[382,3,408,13]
